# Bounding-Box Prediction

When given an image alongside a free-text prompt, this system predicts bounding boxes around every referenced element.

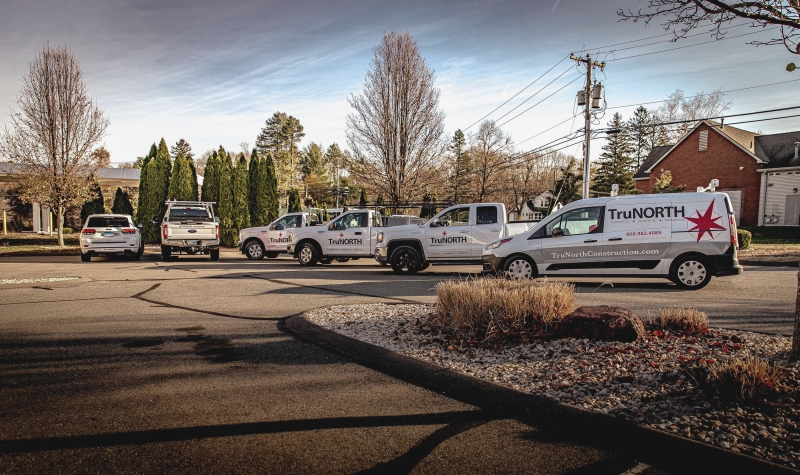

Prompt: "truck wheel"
[265,252,280,259]
[335,258,350,263]
[320,257,334,264]
[504,255,535,280]
[245,240,265,260]
[80,253,91,262]
[391,246,420,274]
[297,243,319,266]
[161,246,171,261]
[131,246,143,261]
[210,249,220,261]
[670,256,711,290]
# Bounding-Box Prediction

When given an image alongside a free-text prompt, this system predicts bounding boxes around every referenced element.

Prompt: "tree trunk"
[790,264,800,362]
[57,206,65,246]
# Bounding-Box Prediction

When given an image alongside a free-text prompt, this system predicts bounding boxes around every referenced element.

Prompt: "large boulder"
[558,306,645,342]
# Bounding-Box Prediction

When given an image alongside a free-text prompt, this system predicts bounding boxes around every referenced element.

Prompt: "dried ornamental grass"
[708,354,785,400]
[651,307,709,332]
[433,277,575,340]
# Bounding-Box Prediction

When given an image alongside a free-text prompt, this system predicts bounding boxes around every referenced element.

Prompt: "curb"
[740,260,799,268]
[284,312,798,475]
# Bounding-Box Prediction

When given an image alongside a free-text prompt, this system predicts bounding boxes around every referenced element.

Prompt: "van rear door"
[602,197,672,275]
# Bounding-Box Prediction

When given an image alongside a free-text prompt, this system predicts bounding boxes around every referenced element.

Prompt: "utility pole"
[570,53,605,200]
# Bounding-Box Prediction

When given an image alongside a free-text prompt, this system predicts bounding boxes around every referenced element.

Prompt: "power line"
[594,22,755,55]
[607,78,800,111]
[498,75,583,127]
[607,29,774,62]
[624,105,800,129]
[587,21,754,51]
[493,67,576,124]
[516,113,581,146]
[462,55,569,131]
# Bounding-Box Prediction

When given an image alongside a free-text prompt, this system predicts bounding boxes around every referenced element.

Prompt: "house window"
[698,130,708,151]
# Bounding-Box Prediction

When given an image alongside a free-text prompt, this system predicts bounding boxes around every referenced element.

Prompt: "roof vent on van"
[699,130,708,151]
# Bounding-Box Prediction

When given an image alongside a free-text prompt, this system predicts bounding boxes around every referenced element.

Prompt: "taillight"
[729,215,738,249]
[215,224,220,239]
[82,229,96,235]
[162,224,168,239]
[122,228,136,234]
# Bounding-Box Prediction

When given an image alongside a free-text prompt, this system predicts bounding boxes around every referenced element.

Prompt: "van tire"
[297,242,319,266]
[670,255,711,290]
[210,249,220,261]
[504,255,536,280]
[391,246,420,274]
[245,240,265,260]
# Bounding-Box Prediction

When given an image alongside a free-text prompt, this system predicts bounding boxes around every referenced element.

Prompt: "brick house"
[633,121,800,226]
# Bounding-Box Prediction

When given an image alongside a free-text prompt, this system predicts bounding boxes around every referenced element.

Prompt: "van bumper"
[712,249,744,277]
[481,254,503,275]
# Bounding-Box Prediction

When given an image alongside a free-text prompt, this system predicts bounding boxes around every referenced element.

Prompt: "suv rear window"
[168,208,211,221]
[87,217,131,228]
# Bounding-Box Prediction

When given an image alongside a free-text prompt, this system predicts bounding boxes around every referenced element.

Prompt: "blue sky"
[1,0,798,165]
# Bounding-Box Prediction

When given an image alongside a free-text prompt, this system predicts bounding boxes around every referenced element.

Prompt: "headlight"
[376,232,384,244]
[485,238,512,250]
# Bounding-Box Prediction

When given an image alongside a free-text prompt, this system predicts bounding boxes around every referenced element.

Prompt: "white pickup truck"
[375,203,535,274]
[288,209,383,266]
[155,201,220,261]
[238,212,320,260]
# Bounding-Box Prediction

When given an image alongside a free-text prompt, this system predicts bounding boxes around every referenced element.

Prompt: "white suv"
[80,214,143,262]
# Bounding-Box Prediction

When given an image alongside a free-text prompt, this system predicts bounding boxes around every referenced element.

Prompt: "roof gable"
[754,131,800,168]
[634,145,672,179]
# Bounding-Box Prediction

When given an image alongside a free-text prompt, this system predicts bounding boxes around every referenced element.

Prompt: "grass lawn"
[0,233,80,256]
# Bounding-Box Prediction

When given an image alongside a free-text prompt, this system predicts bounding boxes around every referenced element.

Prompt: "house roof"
[754,131,800,168]
[634,145,672,179]
[712,122,758,152]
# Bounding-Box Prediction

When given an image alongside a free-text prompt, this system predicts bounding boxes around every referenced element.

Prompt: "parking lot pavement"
[0,252,631,474]
[0,251,793,473]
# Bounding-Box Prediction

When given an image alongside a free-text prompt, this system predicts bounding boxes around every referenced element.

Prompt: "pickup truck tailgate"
[167,224,216,239]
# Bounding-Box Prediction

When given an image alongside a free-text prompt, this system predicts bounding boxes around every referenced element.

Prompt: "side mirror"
[151,215,160,224]
[552,227,564,237]
[136,223,143,228]
[430,219,440,228]
[214,216,220,223]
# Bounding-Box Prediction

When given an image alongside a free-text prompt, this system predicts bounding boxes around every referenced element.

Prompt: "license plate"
[102,232,115,237]
[186,240,198,245]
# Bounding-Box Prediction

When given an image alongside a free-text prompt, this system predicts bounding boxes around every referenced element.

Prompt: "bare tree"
[618,0,800,58]
[90,146,111,168]
[656,88,731,141]
[0,44,109,245]
[469,120,514,203]
[506,149,571,219]
[346,31,447,207]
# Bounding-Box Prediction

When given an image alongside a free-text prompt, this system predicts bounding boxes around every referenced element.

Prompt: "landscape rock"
[558,305,646,342]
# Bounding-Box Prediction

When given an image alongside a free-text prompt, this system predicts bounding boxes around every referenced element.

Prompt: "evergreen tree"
[288,188,301,212]
[135,144,156,224]
[248,150,260,224]
[111,187,134,215]
[216,147,236,246]
[651,169,687,193]
[168,154,195,201]
[264,152,279,222]
[138,139,172,243]
[594,113,636,195]
[359,189,368,207]
[301,142,328,180]
[232,153,251,231]
[187,157,199,200]
[201,151,220,210]
[420,191,434,219]
[627,106,654,170]
[449,129,472,204]
[554,159,582,206]
[376,194,385,206]
[80,181,104,225]
[170,139,194,161]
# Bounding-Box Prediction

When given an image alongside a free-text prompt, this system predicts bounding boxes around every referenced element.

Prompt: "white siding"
[763,171,800,226]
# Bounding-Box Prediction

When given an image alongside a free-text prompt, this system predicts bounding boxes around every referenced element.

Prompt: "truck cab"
[288,209,381,265]
[375,203,535,274]
[238,212,320,260]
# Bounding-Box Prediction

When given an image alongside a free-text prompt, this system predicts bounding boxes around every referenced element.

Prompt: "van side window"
[545,207,603,236]
[476,206,498,225]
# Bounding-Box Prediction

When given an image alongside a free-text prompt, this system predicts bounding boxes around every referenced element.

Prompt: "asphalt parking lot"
[0,251,796,474]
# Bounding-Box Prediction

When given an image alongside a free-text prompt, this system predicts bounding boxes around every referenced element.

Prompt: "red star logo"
[685,200,725,243]
[339,233,344,238]
[278,232,283,237]
[442,231,447,236]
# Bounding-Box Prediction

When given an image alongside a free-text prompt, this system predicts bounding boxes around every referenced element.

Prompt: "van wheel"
[161,246,171,261]
[209,249,220,261]
[670,256,711,290]
[80,253,91,262]
[245,240,265,260]
[391,246,420,274]
[504,255,535,280]
[297,243,319,266]
[265,252,280,259]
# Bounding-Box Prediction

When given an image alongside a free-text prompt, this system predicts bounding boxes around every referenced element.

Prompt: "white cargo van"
[481,192,743,289]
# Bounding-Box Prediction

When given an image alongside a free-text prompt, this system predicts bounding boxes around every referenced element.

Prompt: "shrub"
[433,278,575,340]
[737,229,752,250]
[62,228,73,234]
[650,307,708,332]
[708,354,784,400]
